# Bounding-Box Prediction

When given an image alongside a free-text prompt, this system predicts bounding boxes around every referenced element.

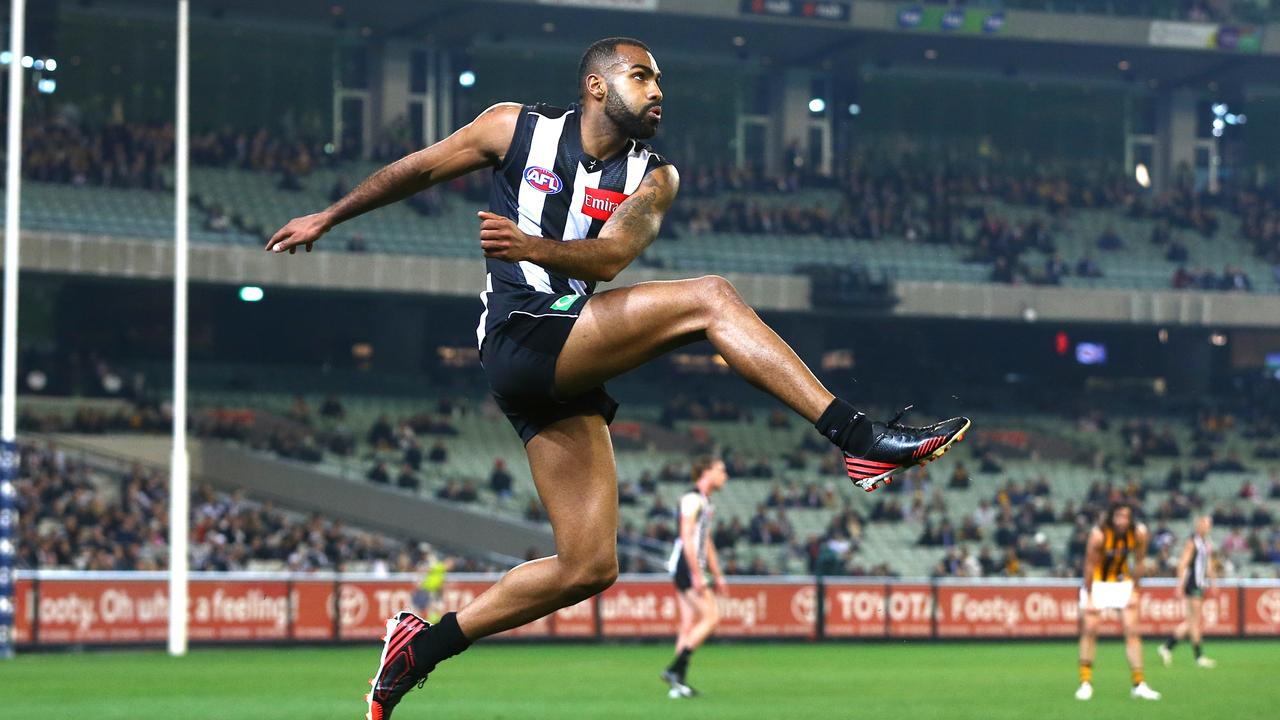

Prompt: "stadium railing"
[13,570,1280,647]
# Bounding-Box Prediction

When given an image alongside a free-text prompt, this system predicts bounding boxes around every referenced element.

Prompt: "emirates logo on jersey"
[582,187,629,221]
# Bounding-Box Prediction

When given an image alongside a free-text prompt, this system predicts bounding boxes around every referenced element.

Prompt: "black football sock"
[668,648,692,679]
[1164,638,1177,651]
[815,398,873,455]
[415,612,472,671]
[1193,643,1202,659]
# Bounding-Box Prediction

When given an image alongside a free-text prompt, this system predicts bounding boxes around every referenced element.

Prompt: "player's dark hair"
[691,455,717,484]
[578,37,651,98]
[1103,501,1131,530]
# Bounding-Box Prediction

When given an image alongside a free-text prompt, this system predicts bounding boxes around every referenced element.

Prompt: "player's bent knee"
[695,275,743,309]
[560,557,618,603]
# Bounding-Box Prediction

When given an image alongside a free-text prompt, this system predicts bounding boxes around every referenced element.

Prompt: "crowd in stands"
[268,388,1279,579]
[18,106,331,193]
[15,379,1280,579]
[667,156,1271,291]
[990,0,1260,23]
[12,441,487,573]
[318,394,1280,580]
[20,112,173,191]
[17,99,1280,293]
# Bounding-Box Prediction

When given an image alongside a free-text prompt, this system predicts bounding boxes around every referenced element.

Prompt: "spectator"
[403,440,423,471]
[1076,254,1103,278]
[1096,226,1124,251]
[973,499,997,529]
[649,495,672,521]
[1221,265,1253,292]
[488,459,514,498]
[396,464,420,492]
[368,415,395,448]
[320,395,346,420]
[366,461,390,485]
[619,481,640,507]
[524,499,547,522]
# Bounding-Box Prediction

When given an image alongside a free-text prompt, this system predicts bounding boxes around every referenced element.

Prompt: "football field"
[4,640,1278,719]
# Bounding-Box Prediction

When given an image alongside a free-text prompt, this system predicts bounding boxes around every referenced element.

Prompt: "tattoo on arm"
[527,165,679,281]
[605,187,660,257]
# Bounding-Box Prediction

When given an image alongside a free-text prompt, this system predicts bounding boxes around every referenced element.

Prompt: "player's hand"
[714,576,728,596]
[266,211,333,254]
[1127,589,1140,609]
[1175,585,1185,599]
[691,573,707,593]
[478,211,537,262]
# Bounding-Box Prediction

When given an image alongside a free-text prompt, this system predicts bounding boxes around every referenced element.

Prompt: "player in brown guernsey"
[1075,502,1161,701]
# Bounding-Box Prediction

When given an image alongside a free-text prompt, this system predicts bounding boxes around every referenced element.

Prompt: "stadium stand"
[12,106,1280,293]
[999,0,1277,23]
[23,383,1274,582]
[11,439,496,573]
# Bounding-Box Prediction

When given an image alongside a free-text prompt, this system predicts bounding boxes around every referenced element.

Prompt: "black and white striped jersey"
[476,102,671,348]
[1187,534,1211,590]
[667,490,714,576]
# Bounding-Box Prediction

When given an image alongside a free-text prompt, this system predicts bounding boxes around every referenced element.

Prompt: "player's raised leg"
[367,414,618,719]
[556,276,830,419]
[556,276,970,491]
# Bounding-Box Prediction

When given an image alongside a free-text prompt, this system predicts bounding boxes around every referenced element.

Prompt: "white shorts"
[1081,580,1134,611]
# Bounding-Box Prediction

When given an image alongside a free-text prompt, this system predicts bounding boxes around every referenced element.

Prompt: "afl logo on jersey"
[524,166,562,194]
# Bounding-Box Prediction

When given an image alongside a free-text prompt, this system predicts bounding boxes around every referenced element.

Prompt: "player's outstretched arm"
[478,165,679,281]
[266,102,520,254]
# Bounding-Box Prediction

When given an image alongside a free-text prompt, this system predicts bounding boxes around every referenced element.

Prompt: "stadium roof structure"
[95,0,1280,90]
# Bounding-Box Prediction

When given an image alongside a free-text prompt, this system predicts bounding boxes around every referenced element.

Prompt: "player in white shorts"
[1076,502,1160,701]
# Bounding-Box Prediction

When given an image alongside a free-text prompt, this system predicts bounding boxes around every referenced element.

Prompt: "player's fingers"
[267,227,291,251]
[273,235,303,253]
[477,210,502,221]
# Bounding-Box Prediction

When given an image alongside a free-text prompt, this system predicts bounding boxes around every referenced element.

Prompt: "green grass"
[3,641,1278,719]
